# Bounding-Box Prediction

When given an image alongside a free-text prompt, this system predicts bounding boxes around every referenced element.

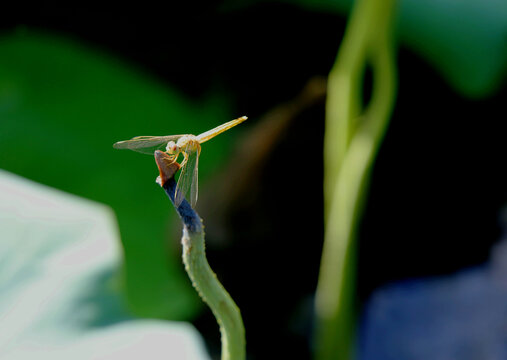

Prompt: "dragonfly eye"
[166,141,178,153]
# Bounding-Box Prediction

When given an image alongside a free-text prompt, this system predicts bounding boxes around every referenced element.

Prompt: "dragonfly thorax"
[165,135,200,154]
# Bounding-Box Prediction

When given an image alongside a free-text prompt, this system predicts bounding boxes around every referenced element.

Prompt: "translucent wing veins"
[174,143,200,207]
[113,135,184,155]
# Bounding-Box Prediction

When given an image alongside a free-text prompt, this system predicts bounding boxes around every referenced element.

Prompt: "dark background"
[2,3,506,359]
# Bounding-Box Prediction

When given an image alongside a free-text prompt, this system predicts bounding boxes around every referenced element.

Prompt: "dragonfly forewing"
[113,135,183,155]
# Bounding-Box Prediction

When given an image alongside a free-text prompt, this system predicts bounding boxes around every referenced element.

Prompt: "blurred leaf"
[0,170,210,360]
[396,0,507,97]
[225,0,507,97]
[0,30,238,318]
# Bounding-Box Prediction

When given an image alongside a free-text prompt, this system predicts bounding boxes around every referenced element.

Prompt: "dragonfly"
[113,116,248,207]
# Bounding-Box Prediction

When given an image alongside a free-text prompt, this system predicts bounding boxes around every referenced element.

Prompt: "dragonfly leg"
[180,151,189,167]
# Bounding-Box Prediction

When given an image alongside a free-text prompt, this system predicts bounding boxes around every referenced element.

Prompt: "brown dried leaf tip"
[154,150,181,187]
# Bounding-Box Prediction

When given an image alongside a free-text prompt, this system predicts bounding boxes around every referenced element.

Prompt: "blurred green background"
[0,1,506,359]
[0,31,237,320]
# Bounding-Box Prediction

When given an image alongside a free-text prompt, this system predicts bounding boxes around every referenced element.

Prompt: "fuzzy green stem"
[315,0,397,359]
[156,153,245,360]
[181,226,245,360]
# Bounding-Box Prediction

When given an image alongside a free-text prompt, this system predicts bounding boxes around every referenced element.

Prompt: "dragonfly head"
[166,140,179,154]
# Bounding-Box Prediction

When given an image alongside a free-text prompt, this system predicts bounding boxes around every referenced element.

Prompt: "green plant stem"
[156,153,245,360]
[181,225,245,360]
[315,0,397,359]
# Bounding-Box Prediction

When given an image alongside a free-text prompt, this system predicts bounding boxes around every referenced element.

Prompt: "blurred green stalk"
[315,0,397,359]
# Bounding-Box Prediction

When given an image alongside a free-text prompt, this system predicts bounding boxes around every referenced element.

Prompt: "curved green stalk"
[155,151,245,360]
[181,223,245,360]
[315,0,397,359]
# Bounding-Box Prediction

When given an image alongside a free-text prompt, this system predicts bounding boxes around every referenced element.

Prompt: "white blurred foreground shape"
[0,170,210,360]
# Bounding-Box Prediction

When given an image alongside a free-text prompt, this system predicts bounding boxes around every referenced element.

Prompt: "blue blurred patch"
[360,236,507,360]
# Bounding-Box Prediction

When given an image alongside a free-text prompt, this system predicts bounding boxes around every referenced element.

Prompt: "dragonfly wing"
[190,149,199,208]
[113,135,183,155]
[174,145,200,207]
